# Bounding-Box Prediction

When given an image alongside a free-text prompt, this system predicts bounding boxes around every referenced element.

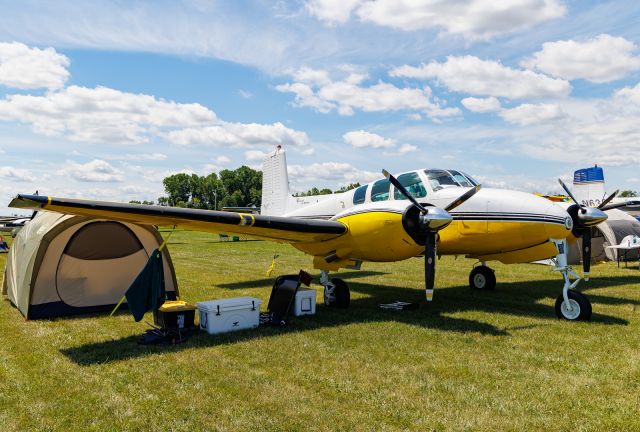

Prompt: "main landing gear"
[551,239,592,321]
[469,263,496,290]
[319,270,350,308]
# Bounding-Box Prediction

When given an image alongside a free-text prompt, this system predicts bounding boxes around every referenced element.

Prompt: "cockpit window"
[353,185,367,205]
[424,169,461,191]
[371,179,391,202]
[393,172,427,200]
[448,170,473,187]
[460,171,479,186]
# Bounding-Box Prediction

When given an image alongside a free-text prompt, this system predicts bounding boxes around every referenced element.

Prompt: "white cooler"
[293,288,316,316]
[196,297,262,335]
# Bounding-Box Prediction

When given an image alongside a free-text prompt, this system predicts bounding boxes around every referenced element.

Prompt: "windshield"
[447,170,473,187]
[424,169,464,191]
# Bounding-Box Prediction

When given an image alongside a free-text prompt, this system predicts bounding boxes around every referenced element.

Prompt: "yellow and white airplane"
[10,147,613,321]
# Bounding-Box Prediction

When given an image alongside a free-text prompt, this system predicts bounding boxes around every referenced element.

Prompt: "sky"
[1,0,640,215]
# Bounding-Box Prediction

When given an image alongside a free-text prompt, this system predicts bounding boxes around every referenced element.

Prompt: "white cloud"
[499,103,566,125]
[108,153,168,161]
[522,34,640,83]
[305,0,361,25]
[0,85,215,144]
[238,89,253,99]
[461,97,502,113]
[391,56,571,99]
[245,150,266,161]
[383,143,419,157]
[0,42,69,89]
[343,130,395,148]
[288,161,381,189]
[397,143,418,155]
[59,159,124,182]
[513,84,640,166]
[306,0,565,41]
[0,166,37,182]
[166,121,309,148]
[277,67,459,118]
[213,155,231,165]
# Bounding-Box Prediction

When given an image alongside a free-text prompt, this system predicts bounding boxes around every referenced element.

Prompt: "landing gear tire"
[469,266,496,290]
[324,278,350,308]
[555,290,592,321]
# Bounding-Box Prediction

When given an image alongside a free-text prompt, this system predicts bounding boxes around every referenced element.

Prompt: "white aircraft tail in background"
[572,166,606,207]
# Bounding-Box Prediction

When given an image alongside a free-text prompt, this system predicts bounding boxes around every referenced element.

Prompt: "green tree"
[335,183,360,193]
[293,187,333,197]
[162,173,192,207]
[619,190,638,198]
[219,166,262,208]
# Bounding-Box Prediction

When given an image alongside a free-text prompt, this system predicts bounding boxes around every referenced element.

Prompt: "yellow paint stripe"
[47,196,52,206]
[238,213,256,226]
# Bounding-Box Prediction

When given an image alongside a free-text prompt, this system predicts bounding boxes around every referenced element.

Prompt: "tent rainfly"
[2,212,178,319]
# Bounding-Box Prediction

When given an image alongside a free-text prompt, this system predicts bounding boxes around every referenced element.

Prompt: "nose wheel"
[555,290,592,321]
[469,266,496,290]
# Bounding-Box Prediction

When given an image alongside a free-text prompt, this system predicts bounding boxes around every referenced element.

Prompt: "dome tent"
[2,212,178,319]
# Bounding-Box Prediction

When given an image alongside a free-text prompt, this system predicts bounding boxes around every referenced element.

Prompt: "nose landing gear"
[551,239,592,321]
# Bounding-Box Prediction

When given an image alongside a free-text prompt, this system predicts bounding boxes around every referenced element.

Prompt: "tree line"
[129,166,360,210]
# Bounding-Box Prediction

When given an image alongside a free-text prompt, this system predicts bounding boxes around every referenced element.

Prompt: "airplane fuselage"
[283,168,574,270]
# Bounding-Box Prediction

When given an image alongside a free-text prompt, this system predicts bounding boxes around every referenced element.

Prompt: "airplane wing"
[9,194,347,244]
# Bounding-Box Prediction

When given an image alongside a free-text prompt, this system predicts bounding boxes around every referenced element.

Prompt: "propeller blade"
[557,179,582,207]
[382,169,428,213]
[424,232,437,301]
[445,184,481,212]
[582,229,592,281]
[598,190,619,209]
[599,200,640,211]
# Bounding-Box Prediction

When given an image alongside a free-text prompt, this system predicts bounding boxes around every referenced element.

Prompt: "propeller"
[558,179,609,281]
[383,169,480,301]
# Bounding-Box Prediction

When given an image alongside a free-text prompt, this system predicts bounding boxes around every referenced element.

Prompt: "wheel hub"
[473,273,486,289]
[561,299,581,320]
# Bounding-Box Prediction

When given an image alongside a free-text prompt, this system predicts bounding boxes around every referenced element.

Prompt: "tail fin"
[573,166,606,207]
[261,146,293,216]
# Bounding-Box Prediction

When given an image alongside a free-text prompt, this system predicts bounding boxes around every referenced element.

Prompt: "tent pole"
[109,295,126,317]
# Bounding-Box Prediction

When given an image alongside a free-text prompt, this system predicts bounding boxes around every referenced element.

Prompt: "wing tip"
[9,194,49,209]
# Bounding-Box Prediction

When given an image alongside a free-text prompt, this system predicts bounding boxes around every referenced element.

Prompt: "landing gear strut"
[469,263,496,290]
[320,270,350,308]
[551,239,592,321]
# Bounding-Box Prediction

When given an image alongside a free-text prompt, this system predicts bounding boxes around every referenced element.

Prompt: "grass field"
[1,229,640,431]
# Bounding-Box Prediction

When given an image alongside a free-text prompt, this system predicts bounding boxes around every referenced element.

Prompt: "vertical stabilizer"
[261,146,292,216]
[573,166,606,207]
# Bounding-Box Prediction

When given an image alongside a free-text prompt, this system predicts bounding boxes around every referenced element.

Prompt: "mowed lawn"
[1,229,640,431]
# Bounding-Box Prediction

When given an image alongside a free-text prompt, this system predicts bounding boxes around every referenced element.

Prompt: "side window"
[393,172,427,200]
[371,179,391,202]
[352,185,368,205]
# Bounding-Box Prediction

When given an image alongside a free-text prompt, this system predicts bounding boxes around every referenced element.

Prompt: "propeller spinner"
[383,169,480,301]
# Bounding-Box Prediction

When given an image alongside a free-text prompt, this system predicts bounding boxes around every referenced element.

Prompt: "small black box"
[153,301,196,330]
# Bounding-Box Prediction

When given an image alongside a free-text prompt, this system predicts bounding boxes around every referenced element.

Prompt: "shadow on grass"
[217,271,389,290]
[60,274,635,366]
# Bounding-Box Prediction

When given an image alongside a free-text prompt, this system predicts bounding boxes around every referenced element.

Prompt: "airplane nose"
[576,207,608,226]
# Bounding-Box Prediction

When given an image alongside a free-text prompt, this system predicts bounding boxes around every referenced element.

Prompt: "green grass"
[1,229,640,431]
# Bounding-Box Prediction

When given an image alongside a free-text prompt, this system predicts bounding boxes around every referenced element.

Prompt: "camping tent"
[2,211,178,319]
[568,209,640,264]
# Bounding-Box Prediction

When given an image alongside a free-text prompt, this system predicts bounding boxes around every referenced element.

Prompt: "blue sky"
[1,0,640,214]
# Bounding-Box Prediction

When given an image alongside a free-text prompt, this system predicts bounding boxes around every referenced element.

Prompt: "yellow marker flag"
[266,253,279,277]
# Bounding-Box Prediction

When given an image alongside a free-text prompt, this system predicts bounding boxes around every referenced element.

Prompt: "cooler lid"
[196,296,262,312]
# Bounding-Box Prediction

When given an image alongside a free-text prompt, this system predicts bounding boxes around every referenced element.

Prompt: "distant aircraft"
[10,147,616,321]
